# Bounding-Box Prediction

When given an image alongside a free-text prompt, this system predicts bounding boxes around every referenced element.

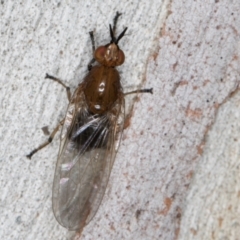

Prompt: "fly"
[27,12,153,231]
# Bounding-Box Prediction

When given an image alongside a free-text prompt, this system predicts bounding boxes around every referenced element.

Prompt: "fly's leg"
[122,88,153,132]
[27,73,70,159]
[89,31,96,54]
[45,73,71,101]
[124,88,153,96]
[88,31,96,71]
[26,119,64,159]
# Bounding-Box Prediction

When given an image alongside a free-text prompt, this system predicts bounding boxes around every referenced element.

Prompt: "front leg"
[88,31,96,71]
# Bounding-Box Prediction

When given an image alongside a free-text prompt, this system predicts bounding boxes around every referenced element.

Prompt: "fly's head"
[94,25,128,67]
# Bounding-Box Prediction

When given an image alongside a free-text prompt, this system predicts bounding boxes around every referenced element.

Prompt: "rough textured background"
[1,0,240,240]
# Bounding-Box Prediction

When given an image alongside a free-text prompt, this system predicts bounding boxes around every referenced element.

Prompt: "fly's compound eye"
[94,46,107,64]
[115,49,125,66]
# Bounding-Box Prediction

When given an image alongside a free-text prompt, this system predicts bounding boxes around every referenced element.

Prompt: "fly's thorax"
[83,65,122,115]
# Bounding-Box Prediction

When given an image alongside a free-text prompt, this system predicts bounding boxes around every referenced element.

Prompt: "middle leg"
[45,73,71,101]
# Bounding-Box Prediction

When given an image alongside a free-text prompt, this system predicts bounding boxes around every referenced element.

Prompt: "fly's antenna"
[116,27,128,44]
[109,24,128,44]
[109,11,128,45]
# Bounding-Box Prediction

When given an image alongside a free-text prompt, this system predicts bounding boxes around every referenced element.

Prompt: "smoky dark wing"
[52,86,124,230]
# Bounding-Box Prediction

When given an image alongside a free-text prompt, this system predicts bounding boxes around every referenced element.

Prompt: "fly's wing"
[52,85,125,230]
